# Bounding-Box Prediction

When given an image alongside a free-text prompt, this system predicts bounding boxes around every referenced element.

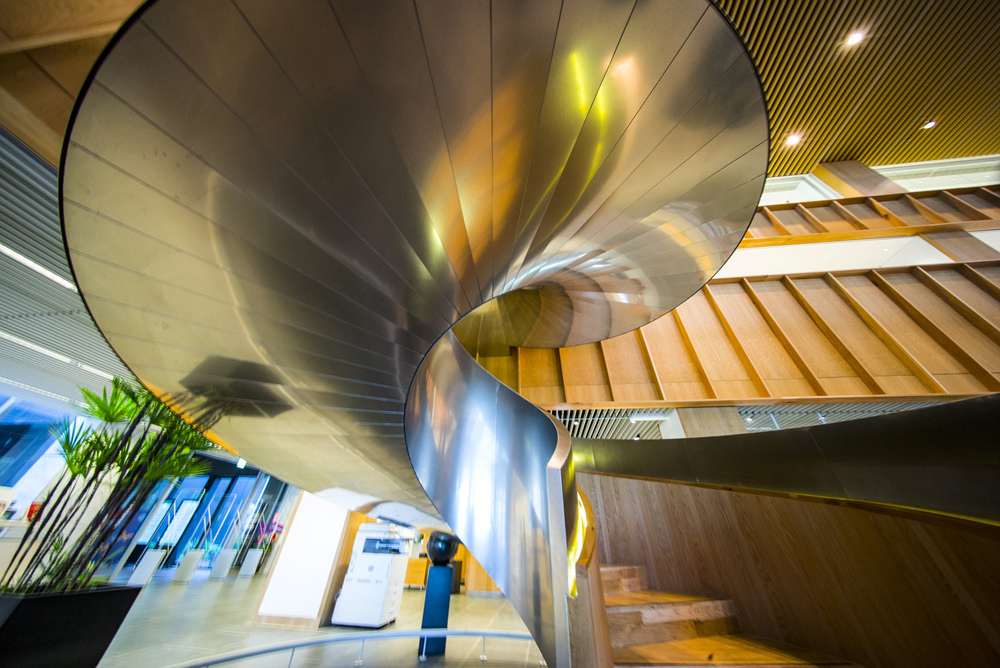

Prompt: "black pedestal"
[419,565,453,656]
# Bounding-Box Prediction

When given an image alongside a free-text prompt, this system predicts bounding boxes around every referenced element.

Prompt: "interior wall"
[577,471,1000,668]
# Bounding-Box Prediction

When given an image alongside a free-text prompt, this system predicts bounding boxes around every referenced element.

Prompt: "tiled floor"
[99,569,544,668]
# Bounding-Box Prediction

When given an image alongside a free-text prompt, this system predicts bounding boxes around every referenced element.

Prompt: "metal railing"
[163,628,538,668]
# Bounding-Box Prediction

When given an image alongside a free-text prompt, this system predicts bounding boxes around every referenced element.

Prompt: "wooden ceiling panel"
[717,0,1000,175]
[0,51,74,132]
[27,35,109,98]
[0,0,998,176]
[0,0,139,41]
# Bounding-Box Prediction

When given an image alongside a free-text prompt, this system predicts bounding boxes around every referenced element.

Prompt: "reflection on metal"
[407,332,574,666]
[572,395,1000,525]
[60,1,766,663]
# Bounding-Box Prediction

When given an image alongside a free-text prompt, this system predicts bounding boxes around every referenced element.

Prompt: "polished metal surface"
[61,1,767,664]
[407,332,574,666]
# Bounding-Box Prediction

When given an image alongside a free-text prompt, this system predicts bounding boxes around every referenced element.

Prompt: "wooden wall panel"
[599,332,660,401]
[881,272,1000,375]
[517,347,564,405]
[675,407,747,437]
[841,201,893,229]
[956,191,1000,218]
[934,268,1000,331]
[922,231,1000,262]
[0,51,73,130]
[750,280,871,395]
[709,283,815,397]
[769,207,815,235]
[675,292,761,399]
[979,265,1000,289]
[514,262,1000,406]
[640,313,713,400]
[579,472,1000,668]
[836,274,983,392]
[28,37,108,98]
[803,203,858,233]
[788,277,929,395]
[742,186,1000,257]
[0,1,138,40]
[559,343,612,403]
[477,350,518,392]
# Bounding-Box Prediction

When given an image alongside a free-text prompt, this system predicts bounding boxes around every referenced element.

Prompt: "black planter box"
[0,585,141,668]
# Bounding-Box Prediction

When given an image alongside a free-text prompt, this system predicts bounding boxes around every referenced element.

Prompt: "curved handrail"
[572,394,1000,526]
[162,628,533,668]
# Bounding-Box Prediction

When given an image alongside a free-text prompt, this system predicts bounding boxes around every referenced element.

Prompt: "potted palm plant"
[0,377,211,668]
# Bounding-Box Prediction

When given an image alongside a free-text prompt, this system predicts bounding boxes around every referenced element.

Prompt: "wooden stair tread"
[606,590,716,608]
[612,634,860,667]
[601,564,649,594]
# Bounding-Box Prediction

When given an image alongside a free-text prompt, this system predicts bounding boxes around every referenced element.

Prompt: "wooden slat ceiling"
[0,0,998,174]
[717,0,1000,175]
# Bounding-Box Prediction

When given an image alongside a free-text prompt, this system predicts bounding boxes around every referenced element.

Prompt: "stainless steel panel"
[61,1,766,664]
[407,332,574,666]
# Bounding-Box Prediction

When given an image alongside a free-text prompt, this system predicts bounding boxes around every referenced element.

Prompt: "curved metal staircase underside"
[59,1,768,664]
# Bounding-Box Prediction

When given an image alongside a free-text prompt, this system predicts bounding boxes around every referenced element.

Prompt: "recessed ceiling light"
[785,133,802,147]
[921,120,937,130]
[845,30,866,46]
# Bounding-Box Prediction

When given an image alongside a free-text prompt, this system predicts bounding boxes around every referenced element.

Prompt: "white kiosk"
[331,523,413,627]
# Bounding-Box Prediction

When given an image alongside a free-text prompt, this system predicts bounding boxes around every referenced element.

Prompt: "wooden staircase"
[601,565,862,667]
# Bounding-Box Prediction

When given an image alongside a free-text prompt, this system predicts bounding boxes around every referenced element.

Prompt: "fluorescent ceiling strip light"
[0,329,114,380]
[0,374,84,406]
[628,413,671,422]
[0,242,78,292]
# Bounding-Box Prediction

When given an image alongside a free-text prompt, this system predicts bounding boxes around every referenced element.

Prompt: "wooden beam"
[794,203,831,233]
[905,194,948,224]
[740,278,827,396]
[868,197,909,227]
[782,276,886,395]
[918,266,1000,346]
[824,273,947,394]
[942,191,991,221]
[761,207,793,236]
[0,84,61,165]
[672,310,717,399]
[737,218,1000,249]
[634,328,665,401]
[830,201,869,230]
[0,21,119,55]
[868,270,1000,391]
[977,187,1000,208]
[702,285,772,398]
[597,340,619,403]
[956,263,1000,301]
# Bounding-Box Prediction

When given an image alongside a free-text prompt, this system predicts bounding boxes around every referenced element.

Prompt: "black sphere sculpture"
[426,531,460,566]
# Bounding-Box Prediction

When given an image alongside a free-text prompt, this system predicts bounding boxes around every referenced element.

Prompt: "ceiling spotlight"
[572,420,579,426]
[784,133,802,147]
[633,434,640,440]
[921,120,937,130]
[845,30,866,46]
